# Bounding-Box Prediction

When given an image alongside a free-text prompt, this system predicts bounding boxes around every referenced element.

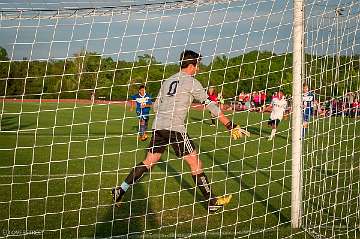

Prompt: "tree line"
[0,46,358,101]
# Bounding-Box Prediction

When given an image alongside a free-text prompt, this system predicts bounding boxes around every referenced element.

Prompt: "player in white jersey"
[265,91,288,140]
[112,50,250,212]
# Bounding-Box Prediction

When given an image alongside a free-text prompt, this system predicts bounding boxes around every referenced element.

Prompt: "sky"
[0,0,358,64]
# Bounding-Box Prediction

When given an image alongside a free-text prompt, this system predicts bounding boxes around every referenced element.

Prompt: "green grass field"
[0,102,358,238]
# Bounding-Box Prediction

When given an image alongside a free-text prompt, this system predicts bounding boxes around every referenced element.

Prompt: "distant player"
[112,50,250,212]
[302,83,314,129]
[90,91,95,103]
[351,98,360,117]
[131,85,152,141]
[217,91,225,110]
[265,90,288,140]
[207,86,218,126]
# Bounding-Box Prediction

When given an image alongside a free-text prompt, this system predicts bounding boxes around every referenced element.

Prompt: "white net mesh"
[0,0,358,238]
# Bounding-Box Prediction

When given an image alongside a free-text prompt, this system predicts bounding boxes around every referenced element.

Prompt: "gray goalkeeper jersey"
[152,71,209,133]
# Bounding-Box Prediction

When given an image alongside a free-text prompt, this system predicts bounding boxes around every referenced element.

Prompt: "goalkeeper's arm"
[206,100,250,139]
[190,78,249,139]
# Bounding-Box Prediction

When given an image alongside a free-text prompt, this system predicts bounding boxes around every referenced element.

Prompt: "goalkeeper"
[112,50,250,212]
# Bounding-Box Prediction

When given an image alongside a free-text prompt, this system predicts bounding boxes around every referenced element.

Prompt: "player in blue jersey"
[131,85,152,141]
[302,83,315,137]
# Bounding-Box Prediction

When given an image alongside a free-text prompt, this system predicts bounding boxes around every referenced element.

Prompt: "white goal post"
[291,0,304,229]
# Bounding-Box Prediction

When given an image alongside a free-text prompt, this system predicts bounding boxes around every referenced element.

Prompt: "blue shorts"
[303,108,313,122]
[136,112,149,120]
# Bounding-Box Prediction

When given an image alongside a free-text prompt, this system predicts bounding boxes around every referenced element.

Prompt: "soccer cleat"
[208,194,232,212]
[111,187,124,207]
[142,133,148,141]
[139,133,148,141]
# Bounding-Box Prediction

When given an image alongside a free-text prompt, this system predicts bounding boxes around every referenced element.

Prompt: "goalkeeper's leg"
[184,151,232,212]
[112,152,161,207]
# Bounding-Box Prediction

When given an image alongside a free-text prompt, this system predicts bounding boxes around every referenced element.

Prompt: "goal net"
[302,1,360,238]
[0,0,358,238]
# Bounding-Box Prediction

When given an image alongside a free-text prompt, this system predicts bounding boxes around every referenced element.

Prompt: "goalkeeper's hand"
[226,122,250,140]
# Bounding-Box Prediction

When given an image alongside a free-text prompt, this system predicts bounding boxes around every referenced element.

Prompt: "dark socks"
[144,119,149,132]
[139,119,149,136]
[124,162,148,185]
[139,120,145,135]
[118,162,149,198]
[192,172,216,204]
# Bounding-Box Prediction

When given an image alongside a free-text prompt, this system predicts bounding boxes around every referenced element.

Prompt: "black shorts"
[268,119,281,127]
[148,130,196,157]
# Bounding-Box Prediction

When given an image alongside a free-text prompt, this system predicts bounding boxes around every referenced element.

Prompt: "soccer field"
[0,102,358,238]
